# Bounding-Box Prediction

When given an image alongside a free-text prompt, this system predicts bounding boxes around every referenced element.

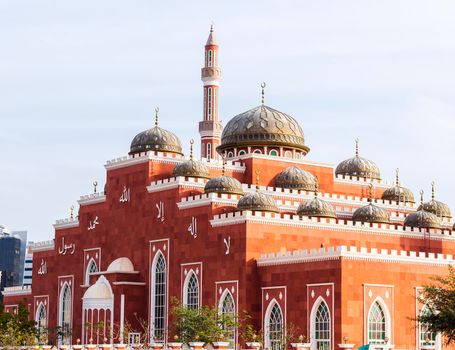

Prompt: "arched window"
[219,291,236,347]
[312,300,331,350]
[253,149,262,154]
[295,153,301,159]
[184,272,199,309]
[368,301,387,344]
[208,50,213,67]
[85,259,98,285]
[419,304,436,347]
[207,88,212,120]
[213,50,217,66]
[265,302,283,350]
[238,150,246,156]
[284,151,292,158]
[152,253,166,341]
[213,88,217,120]
[207,144,212,160]
[269,150,278,156]
[227,151,234,158]
[36,303,47,342]
[60,284,72,344]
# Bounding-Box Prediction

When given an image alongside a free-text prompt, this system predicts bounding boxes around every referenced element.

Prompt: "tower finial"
[255,170,261,191]
[210,21,214,33]
[431,181,435,200]
[155,107,159,127]
[314,177,319,197]
[70,205,74,220]
[355,138,359,156]
[261,82,266,105]
[189,139,194,160]
[93,181,98,194]
[395,168,400,186]
[420,190,424,206]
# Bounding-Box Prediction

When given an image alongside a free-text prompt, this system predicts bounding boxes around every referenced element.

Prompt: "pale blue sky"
[1,1,455,241]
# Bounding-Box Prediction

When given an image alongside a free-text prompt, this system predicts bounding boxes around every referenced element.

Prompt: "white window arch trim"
[367,296,392,345]
[218,289,236,348]
[150,250,168,342]
[418,302,440,350]
[310,296,332,350]
[58,281,73,345]
[36,302,48,339]
[264,299,284,350]
[85,258,98,286]
[183,269,200,309]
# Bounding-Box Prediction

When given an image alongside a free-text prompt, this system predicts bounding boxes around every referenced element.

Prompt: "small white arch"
[269,150,278,156]
[284,150,292,158]
[264,299,284,350]
[367,296,391,344]
[238,150,246,156]
[310,296,331,350]
[183,269,200,309]
[253,149,263,154]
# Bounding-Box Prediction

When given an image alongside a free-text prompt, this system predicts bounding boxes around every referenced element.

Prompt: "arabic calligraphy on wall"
[38,259,47,275]
[58,237,75,255]
[87,216,99,231]
[188,217,198,238]
[156,201,165,222]
[119,186,130,203]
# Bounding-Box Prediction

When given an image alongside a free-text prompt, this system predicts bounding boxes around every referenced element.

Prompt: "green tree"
[0,301,37,346]
[170,298,238,344]
[417,266,455,344]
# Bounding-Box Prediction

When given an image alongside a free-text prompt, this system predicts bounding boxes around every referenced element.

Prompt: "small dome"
[107,257,135,273]
[417,183,451,218]
[218,104,309,155]
[335,140,381,180]
[129,109,183,155]
[237,190,279,213]
[404,190,442,229]
[352,202,390,224]
[275,166,316,191]
[173,140,210,179]
[83,275,113,300]
[297,197,336,218]
[205,175,243,195]
[381,169,415,203]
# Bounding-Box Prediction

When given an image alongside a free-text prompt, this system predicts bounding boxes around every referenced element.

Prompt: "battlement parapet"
[78,192,106,205]
[2,285,32,296]
[258,245,454,267]
[54,217,79,230]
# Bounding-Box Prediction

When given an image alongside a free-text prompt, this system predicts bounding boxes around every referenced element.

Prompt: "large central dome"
[217,105,309,155]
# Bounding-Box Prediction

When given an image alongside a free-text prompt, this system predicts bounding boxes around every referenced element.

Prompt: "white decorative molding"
[2,285,32,296]
[210,211,455,241]
[226,152,334,168]
[258,245,454,267]
[147,176,207,193]
[334,174,390,188]
[112,281,146,286]
[54,218,79,230]
[30,240,54,253]
[177,192,240,210]
[78,193,106,206]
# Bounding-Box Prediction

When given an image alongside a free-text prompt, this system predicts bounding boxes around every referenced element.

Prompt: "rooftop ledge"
[30,239,54,252]
[2,285,32,296]
[257,245,454,267]
[210,211,454,241]
[78,192,106,206]
[54,218,79,230]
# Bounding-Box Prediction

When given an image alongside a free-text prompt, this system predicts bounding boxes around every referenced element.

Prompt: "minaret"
[199,25,222,160]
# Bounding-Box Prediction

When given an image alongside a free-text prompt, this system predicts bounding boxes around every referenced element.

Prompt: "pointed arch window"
[36,303,47,342]
[152,253,166,342]
[208,50,213,67]
[220,291,236,347]
[266,302,284,350]
[313,300,331,350]
[185,272,199,309]
[419,304,436,347]
[207,88,213,120]
[60,284,72,344]
[368,301,387,344]
[207,144,212,160]
[85,259,98,285]
[213,88,217,120]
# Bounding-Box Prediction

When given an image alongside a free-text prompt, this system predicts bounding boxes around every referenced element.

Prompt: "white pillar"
[120,295,125,343]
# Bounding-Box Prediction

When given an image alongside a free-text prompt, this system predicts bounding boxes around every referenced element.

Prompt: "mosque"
[3,26,454,350]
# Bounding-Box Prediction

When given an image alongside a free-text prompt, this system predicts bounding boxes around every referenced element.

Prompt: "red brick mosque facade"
[3,27,455,350]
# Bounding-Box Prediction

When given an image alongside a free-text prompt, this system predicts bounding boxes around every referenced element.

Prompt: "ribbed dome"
[417,183,451,218]
[237,190,279,212]
[217,104,309,155]
[352,202,390,224]
[173,140,210,179]
[130,109,183,155]
[381,169,415,203]
[335,140,381,180]
[404,191,442,229]
[297,196,336,218]
[275,166,316,191]
[205,175,243,195]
